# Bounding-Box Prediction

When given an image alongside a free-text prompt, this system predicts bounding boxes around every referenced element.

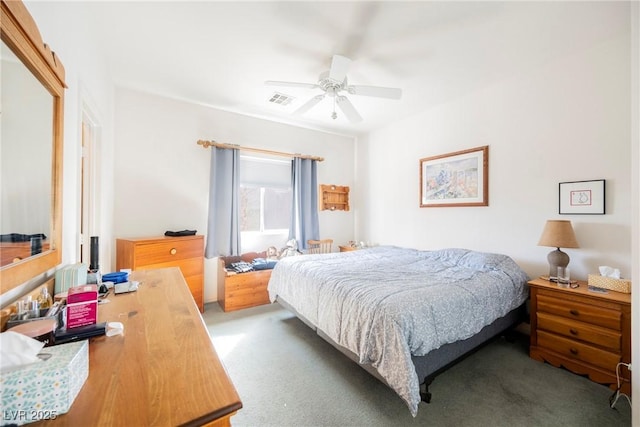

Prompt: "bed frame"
[276,297,525,404]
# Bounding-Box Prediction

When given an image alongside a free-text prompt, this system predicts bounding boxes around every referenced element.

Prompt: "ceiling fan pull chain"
[332,96,337,120]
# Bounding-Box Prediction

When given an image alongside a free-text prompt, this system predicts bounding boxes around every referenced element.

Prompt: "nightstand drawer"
[537,312,621,351]
[537,330,621,371]
[537,294,621,330]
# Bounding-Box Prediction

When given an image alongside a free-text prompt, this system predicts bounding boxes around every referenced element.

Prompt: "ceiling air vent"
[268,92,294,106]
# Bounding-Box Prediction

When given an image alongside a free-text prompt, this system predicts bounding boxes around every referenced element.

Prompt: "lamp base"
[547,248,570,278]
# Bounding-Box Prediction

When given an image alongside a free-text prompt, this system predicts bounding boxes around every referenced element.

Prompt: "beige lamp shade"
[538,220,579,249]
[538,220,579,278]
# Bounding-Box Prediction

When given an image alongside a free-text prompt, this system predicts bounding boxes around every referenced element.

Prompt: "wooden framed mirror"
[0,0,66,294]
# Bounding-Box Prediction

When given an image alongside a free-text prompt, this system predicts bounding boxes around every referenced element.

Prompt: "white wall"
[113,88,355,302]
[355,6,632,283]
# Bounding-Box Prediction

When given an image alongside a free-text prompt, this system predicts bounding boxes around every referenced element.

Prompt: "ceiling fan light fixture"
[265,54,402,124]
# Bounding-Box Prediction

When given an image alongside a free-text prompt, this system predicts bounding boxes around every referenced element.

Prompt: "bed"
[267,246,529,416]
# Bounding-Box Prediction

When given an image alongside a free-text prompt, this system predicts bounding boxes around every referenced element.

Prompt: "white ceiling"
[52,1,624,137]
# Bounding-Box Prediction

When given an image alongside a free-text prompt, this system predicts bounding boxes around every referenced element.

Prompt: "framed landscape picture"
[559,179,605,214]
[420,145,488,208]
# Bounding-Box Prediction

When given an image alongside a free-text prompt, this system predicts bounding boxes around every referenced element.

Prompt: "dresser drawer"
[138,258,204,309]
[537,330,621,371]
[137,257,203,278]
[537,312,621,351]
[537,294,621,330]
[134,239,203,266]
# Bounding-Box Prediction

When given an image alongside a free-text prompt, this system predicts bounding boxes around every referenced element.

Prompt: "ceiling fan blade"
[265,80,319,90]
[347,85,402,99]
[294,94,325,115]
[336,96,362,123]
[328,54,351,83]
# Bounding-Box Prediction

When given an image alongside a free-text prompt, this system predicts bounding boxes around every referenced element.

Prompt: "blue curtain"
[289,157,319,250]
[205,147,240,258]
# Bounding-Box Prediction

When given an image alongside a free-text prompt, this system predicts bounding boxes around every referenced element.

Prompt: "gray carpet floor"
[203,302,631,427]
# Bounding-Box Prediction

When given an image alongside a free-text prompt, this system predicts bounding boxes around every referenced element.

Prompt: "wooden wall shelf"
[320,184,350,211]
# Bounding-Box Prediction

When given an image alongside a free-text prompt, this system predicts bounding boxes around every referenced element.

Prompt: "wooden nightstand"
[528,278,631,395]
[339,245,358,252]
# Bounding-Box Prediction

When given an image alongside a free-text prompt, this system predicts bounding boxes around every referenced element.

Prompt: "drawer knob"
[170,248,177,255]
[570,348,579,355]
[569,309,579,316]
[569,328,578,335]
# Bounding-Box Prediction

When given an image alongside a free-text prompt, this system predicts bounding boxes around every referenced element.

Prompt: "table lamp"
[537,220,579,278]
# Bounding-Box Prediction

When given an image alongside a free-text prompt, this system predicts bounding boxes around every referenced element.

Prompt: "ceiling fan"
[265,54,402,123]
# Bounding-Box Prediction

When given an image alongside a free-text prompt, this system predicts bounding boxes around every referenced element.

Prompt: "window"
[239,155,291,234]
[240,186,291,232]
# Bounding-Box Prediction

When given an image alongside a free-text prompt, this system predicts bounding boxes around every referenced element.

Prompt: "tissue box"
[588,274,631,294]
[0,340,88,426]
[65,285,98,329]
[54,263,88,295]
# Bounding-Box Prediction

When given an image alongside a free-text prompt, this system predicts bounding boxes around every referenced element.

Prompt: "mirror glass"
[0,40,54,267]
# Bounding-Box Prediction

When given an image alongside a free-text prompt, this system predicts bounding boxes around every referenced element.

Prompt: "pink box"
[66,284,98,329]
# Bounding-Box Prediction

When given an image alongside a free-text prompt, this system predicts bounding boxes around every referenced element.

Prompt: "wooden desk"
[34,267,242,426]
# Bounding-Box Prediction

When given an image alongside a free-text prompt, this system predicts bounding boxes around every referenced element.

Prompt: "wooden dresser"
[116,235,204,312]
[528,278,631,395]
[32,267,242,426]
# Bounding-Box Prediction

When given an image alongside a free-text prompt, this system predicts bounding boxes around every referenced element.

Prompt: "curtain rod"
[197,139,324,162]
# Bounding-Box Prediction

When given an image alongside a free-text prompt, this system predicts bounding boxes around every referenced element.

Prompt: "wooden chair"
[307,239,333,254]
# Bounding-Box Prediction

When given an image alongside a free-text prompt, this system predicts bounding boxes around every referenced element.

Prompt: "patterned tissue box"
[587,274,631,294]
[1,340,88,426]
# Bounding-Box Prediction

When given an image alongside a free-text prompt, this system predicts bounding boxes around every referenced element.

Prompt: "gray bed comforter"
[267,246,529,416]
